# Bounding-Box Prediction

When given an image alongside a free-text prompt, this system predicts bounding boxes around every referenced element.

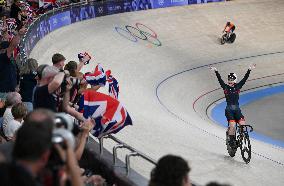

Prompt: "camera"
[47,113,76,170]
[54,112,74,131]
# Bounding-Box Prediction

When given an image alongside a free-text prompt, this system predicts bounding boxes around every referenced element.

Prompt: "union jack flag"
[94,63,104,73]
[84,70,106,86]
[107,75,119,99]
[78,89,132,138]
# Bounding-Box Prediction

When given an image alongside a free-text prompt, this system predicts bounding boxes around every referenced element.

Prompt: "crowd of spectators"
[0,1,232,186]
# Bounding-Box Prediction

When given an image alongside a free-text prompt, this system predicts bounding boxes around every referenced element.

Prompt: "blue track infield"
[211,84,284,148]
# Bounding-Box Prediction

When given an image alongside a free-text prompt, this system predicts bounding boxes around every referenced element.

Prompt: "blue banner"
[188,0,223,4]
[124,0,152,12]
[49,11,71,31]
[39,18,50,39]
[106,1,125,15]
[80,6,96,20]
[94,3,108,17]
[151,0,188,9]
[70,5,96,23]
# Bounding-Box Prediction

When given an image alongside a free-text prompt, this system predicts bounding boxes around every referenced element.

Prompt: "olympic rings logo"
[115,23,162,47]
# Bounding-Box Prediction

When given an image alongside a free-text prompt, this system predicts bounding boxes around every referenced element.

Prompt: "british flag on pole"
[78,89,132,138]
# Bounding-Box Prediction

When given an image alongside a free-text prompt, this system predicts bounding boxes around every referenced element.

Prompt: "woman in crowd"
[19,58,38,112]
[64,61,87,105]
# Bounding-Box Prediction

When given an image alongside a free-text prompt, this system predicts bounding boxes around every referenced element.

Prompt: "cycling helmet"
[226,22,230,26]
[228,73,237,83]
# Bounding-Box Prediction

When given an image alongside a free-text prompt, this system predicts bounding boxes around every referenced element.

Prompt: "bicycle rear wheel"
[240,133,252,163]
[226,131,237,157]
[220,35,226,45]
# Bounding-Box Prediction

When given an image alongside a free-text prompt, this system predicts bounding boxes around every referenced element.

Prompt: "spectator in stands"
[64,59,85,77]
[0,109,84,186]
[0,108,54,162]
[30,64,48,107]
[0,119,53,186]
[64,61,78,77]
[0,27,26,100]
[2,92,21,137]
[24,108,55,127]
[64,60,87,105]
[52,53,66,70]
[10,0,21,24]
[62,76,86,122]
[34,64,48,83]
[149,154,192,186]
[19,58,38,112]
[33,65,66,112]
[4,102,27,140]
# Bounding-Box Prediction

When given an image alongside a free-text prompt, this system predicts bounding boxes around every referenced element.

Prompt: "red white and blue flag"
[78,89,132,138]
[94,63,104,73]
[84,70,106,86]
[107,75,119,99]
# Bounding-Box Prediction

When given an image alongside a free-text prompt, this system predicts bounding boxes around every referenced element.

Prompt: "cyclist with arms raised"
[210,64,256,146]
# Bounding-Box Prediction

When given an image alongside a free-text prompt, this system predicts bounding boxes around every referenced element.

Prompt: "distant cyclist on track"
[210,64,256,146]
[223,21,235,38]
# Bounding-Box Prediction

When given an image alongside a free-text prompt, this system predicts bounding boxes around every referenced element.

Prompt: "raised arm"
[77,60,84,73]
[237,70,250,89]
[215,71,227,89]
[237,64,256,89]
[48,71,65,94]
[210,67,226,89]
[7,27,27,58]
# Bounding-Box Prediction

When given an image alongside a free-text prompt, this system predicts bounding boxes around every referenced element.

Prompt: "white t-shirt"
[4,119,22,139]
[2,108,13,133]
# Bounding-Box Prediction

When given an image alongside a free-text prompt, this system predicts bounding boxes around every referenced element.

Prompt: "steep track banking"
[30,0,284,185]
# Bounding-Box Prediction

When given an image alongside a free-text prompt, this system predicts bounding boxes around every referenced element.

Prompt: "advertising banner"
[71,5,96,23]
[106,0,125,15]
[94,3,108,17]
[39,18,51,39]
[188,0,223,4]
[49,11,71,31]
[151,0,188,9]
[123,0,152,12]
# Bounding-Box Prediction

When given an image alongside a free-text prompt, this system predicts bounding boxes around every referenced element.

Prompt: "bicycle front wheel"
[240,133,252,163]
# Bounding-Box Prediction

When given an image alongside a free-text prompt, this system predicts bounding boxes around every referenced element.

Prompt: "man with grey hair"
[33,65,67,112]
[2,92,22,138]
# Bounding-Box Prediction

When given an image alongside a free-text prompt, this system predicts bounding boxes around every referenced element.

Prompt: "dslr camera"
[47,113,76,169]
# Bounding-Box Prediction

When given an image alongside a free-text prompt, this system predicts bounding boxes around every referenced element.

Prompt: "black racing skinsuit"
[215,69,251,122]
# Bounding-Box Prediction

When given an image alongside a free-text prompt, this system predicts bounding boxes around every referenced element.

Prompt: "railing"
[93,134,157,176]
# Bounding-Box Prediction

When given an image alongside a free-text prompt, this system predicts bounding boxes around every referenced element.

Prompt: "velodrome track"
[30,0,284,185]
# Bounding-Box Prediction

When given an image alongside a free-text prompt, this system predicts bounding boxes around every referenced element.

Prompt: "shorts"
[225,106,244,123]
